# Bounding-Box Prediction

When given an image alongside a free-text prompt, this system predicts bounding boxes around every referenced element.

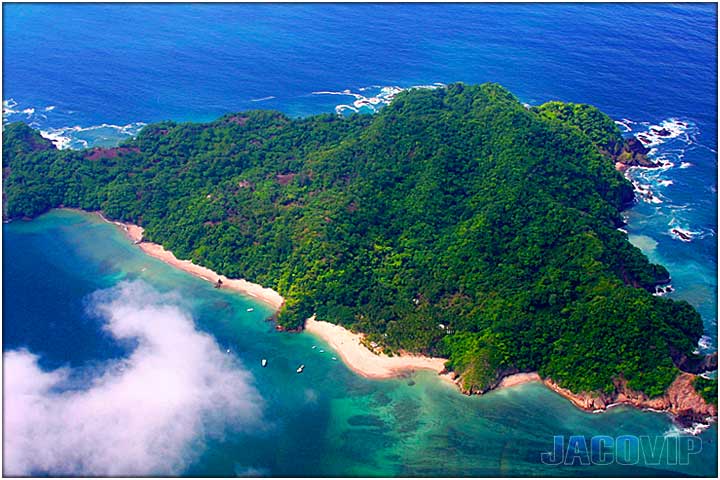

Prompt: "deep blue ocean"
[3,3,718,477]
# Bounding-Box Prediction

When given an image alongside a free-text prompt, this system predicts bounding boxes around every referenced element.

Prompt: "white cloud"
[3,281,263,476]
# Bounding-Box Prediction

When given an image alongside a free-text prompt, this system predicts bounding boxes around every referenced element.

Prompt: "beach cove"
[103,212,469,381]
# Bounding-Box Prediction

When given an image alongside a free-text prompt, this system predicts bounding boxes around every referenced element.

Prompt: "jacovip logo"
[541,435,702,466]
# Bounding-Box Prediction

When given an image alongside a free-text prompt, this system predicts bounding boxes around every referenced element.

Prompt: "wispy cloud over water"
[3,281,263,476]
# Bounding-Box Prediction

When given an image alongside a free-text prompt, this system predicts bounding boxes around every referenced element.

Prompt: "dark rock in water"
[626,137,650,155]
[671,228,692,241]
[655,285,674,295]
[671,349,718,374]
[675,410,709,429]
[407,380,416,386]
[653,127,672,137]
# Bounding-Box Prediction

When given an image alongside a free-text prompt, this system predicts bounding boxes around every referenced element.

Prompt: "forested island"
[3,83,716,418]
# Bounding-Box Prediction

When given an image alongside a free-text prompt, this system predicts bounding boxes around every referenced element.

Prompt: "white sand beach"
[304,316,447,379]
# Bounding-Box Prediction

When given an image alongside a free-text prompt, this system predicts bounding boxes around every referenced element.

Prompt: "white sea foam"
[315,83,445,116]
[619,116,713,251]
[630,179,664,205]
[3,281,263,476]
[614,119,633,132]
[653,284,673,297]
[3,98,146,149]
[40,129,74,150]
[335,104,359,115]
[40,122,146,150]
[40,127,82,150]
[698,335,713,351]
[3,98,19,117]
[663,423,711,437]
[634,119,690,148]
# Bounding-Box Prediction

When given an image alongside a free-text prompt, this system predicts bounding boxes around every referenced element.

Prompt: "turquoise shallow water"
[3,210,717,476]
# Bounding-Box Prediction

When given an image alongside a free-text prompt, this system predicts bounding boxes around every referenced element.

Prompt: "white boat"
[261,358,268,367]
[296,364,305,374]
[247,308,254,312]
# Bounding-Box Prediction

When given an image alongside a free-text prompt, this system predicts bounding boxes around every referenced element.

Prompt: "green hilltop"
[2,83,707,398]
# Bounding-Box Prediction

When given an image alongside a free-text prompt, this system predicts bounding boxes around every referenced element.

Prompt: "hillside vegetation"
[3,83,705,398]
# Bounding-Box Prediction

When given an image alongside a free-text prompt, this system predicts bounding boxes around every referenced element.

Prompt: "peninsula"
[3,83,716,423]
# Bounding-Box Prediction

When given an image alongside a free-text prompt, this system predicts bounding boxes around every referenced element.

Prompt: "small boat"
[247,308,254,312]
[311,346,317,350]
[226,349,231,353]
[296,364,305,374]
[331,357,337,361]
[261,358,268,367]
[319,349,324,353]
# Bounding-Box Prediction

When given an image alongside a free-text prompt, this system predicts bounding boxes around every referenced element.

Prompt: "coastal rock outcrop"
[603,137,660,169]
[543,373,717,428]
[454,367,524,395]
[671,349,718,374]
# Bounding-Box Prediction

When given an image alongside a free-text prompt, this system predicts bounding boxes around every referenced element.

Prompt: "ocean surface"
[2,2,717,477]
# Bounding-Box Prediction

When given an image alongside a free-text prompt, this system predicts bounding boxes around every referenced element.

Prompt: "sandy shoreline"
[497,372,542,389]
[99,213,284,310]
[304,316,448,379]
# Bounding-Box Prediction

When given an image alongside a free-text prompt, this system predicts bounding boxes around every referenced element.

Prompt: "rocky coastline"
[543,372,717,430]
[605,134,663,169]
[443,366,716,431]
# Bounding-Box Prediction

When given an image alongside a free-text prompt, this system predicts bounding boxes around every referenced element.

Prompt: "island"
[3,82,716,426]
